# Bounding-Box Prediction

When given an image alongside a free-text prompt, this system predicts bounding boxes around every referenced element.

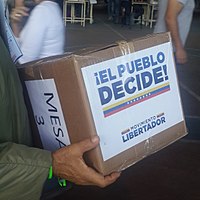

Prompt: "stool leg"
[82,2,86,27]
[150,5,153,28]
[63,1,66,26]
[90,4,93,24]
[71,4,75,23]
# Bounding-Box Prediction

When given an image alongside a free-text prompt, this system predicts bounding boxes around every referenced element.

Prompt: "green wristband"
[48,166,53,180]
[58,178,67,187]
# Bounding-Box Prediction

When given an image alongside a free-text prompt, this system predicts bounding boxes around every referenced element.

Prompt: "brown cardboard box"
[18,32,187,175]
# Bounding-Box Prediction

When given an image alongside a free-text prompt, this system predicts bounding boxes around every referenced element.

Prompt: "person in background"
[107,0,114,21]
[0,34,121,199]
[113,0,121,23]
[121,0,132,26]
[10,0,65,64]
[154,0,195,64]
[133,4,144,23]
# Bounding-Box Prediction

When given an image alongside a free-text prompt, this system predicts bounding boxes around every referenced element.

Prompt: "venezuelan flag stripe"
[103,82,170,118]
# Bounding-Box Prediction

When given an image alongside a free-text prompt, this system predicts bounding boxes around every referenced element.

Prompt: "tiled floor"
[42,5,200,200]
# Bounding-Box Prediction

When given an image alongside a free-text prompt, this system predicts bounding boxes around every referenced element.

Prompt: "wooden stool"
[63,0,86,27]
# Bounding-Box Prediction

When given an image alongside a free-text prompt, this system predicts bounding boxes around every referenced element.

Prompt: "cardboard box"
[18,32,187,175]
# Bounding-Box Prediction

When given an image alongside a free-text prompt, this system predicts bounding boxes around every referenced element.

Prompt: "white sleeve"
[18,6,47,64]
[177,0,187,5]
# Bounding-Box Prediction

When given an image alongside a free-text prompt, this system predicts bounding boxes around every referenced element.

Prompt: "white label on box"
[82,42,184,161]
[25,79,70,151]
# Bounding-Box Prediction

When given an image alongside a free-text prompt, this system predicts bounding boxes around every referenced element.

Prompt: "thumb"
[77,136,99,154]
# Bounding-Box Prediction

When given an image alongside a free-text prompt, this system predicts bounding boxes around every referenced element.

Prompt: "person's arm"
[165,0,187,64]
[10,3,45,63]
[0,137,121,199]
[0,142,52,199]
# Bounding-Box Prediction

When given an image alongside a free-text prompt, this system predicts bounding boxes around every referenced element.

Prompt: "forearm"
[10,21,21,38]
[0,142,52,199]
[165,0,185,50]
[164,0,187,64]
[165,15,184,51]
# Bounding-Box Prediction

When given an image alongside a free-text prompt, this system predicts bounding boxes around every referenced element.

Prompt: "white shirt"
[154,0,195,47]
[18,1,65,64]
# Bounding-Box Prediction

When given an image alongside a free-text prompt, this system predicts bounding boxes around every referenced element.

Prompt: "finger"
[12,7,29,20]
[100,172,121,187]
[16,7,29,16]
[85,169,121,188]
[16,6,29,12]
[75,136,100,155]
